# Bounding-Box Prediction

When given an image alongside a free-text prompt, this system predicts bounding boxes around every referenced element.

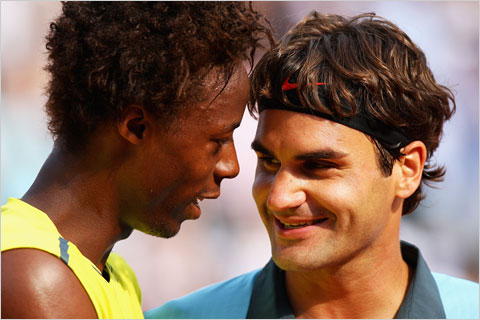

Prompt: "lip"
[203,192,220,199]
[198,190,221,200]
[187,191,221,220]
[273,216,329,239]
[189,199,202,219]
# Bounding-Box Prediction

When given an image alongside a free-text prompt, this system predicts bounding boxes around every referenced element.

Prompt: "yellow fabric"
[1,198,144,319]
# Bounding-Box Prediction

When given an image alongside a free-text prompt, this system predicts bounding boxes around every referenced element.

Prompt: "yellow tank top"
[1,198,144,319]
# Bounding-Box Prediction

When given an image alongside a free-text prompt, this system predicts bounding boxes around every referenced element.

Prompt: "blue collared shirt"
[247,242,447,318]
[145,242,479,319]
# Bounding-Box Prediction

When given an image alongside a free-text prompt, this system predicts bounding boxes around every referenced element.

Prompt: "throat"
[285,259,411,319]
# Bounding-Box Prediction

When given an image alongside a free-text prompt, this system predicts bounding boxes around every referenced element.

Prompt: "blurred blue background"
[2,1,478,310]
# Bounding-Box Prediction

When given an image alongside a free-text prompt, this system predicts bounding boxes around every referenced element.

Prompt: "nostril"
[214,175,223,186]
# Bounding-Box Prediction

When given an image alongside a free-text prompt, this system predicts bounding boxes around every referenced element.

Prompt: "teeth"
[280,218,327,229]
[282,221,312,229]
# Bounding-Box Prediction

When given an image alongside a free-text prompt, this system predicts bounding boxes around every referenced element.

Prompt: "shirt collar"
[246,241,445,319]
[395,242,446,318]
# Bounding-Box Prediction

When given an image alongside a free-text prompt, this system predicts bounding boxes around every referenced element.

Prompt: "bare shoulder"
[1,248,98,319]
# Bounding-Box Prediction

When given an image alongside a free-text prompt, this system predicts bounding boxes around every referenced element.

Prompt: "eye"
[216,137,232,146]
[213,136,233,154]
[303,160,337,171]
[257,154,280,171]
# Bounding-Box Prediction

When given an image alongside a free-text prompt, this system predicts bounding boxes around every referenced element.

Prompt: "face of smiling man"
[252,109,406,272]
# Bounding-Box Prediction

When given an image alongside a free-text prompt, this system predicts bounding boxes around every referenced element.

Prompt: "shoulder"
[144,268,261,319]
[432,272,479,319]
[1,248,97,319]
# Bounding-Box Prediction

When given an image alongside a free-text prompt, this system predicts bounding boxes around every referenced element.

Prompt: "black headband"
[258,76,412,148]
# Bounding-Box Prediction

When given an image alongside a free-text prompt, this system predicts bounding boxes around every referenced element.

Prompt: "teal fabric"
[145,242,479,319]
[433,272,479,319]
[144,269,260,319]
[394,242,446,318]
[246,260,293,319]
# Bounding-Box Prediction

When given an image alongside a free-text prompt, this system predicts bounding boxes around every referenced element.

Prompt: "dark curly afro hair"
[45,1,273,152]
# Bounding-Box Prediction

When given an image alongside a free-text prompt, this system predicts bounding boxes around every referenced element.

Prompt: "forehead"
[204,66,249,113]
[176,65,249,128]
[255,109,374,156]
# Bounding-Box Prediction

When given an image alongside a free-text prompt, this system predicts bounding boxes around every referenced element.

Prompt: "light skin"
[252,109,426,319]
[1,64,249,319]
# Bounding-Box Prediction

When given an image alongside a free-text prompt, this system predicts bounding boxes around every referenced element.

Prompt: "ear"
[117,104,148,145]
[395,140,427,199]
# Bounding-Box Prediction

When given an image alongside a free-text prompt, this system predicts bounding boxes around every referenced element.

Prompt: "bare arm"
[1,249,98,319]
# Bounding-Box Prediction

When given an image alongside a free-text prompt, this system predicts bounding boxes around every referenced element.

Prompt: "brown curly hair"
[45,1,273,151]
[248,12,455,215]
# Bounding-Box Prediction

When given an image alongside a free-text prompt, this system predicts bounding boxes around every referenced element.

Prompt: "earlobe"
[118,105,147,144]
[395,141,427,199]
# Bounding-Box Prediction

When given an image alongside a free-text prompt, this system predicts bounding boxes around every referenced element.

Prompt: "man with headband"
[145,12,478,319]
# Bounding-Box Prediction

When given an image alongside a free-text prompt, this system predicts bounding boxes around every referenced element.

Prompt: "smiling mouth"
[278,218,328,229]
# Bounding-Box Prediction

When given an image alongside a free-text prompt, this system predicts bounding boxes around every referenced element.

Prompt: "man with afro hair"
[1,2,273,318]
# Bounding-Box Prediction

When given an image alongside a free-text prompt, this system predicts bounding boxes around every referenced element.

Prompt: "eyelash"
[257,155,336,172]
[213,137,233,153]
[303,160,337,170]
[217,137,232,145]
[258,156,280,169]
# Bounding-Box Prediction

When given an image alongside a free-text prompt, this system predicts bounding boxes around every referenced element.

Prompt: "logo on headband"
[260,74,411,148]
[282,75,327,91]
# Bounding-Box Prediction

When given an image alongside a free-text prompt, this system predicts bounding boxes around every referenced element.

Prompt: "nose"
[266,168,306,211]
[214,142,240,185]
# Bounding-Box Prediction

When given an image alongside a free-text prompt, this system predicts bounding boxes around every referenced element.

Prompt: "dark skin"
[1,65,249,318]
[2,249,98,318]
[1,125,140,318]
[2,133,126,318]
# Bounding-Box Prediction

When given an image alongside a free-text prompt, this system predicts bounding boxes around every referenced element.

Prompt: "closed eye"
[213,136,233,154]
[217,137,232,146]
[303,160,338,171]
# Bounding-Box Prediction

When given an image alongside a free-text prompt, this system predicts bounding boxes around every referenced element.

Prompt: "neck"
[21,144,131,271]
[286,237,411,319]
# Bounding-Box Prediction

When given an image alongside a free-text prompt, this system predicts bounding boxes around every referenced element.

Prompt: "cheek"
[308,178,357,207]
[305,177,369,232]
[252,168,273,204]
[176,149,216,181]
[252,169,274,226]
[320,174,394,232]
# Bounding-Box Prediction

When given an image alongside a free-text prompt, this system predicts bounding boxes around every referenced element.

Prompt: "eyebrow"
[221,121,241,133]
[295,150,348,161]
[251,140,348,160]
[251,140,274,156]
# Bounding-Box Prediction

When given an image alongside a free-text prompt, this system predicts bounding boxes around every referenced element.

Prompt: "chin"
[130,218,182,239]
[271,246,332,272]
[143,224,180,238]
[273,255,311,272]
[273,256,330,272]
